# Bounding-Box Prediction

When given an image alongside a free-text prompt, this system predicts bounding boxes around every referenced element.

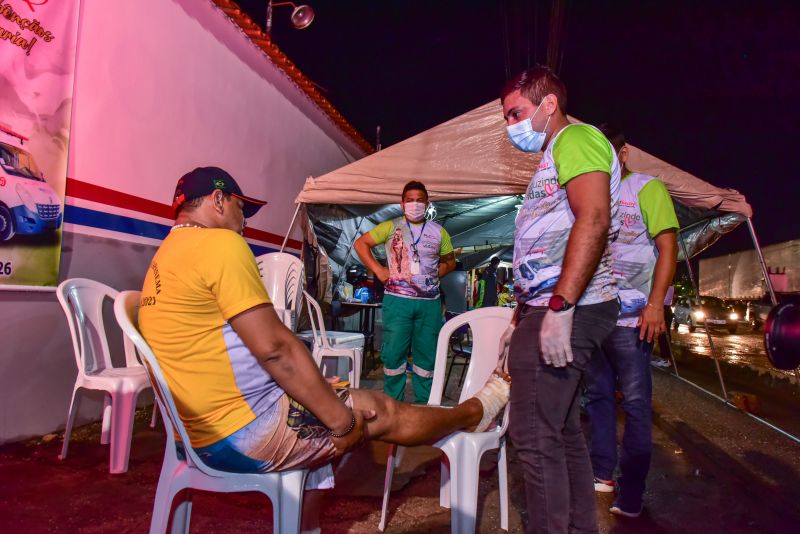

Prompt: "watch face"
[549,295,566,312]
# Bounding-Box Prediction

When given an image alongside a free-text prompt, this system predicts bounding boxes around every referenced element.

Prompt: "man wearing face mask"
[583,125,678,518]
[499,66,621,533]
[354,181,456,402]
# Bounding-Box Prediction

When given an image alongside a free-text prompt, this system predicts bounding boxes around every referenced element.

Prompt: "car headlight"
[15,184,37,212]
[729,312,739,321]
[693,310,705,320]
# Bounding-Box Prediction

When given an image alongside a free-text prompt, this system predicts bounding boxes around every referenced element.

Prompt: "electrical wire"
[500,0,511,79]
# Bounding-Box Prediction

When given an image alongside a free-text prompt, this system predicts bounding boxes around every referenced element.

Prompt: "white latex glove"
[496,322,515,372]
[539,308,576,367]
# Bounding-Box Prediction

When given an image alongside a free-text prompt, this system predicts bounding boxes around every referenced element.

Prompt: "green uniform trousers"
[380,294,442,403]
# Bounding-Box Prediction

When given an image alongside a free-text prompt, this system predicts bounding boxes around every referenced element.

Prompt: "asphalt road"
[669,322,797,379]
[663,322,800,440]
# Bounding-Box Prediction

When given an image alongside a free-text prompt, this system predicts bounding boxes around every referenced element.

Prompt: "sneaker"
[609,502,643,518]
[651,358,671,368]
[594,478,615,493]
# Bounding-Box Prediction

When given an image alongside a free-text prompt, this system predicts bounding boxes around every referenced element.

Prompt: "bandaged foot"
[471,372,511,432]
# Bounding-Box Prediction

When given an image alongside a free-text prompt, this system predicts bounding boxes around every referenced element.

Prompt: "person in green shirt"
[499,65,621,534]
[584,125,678,517]
[473,270,486,308]
[354,181,456,402]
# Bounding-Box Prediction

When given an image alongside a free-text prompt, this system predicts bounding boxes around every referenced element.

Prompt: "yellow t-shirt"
[139,227,281,448]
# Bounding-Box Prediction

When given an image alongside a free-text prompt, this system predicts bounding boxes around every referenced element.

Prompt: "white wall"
[0,0,364,444]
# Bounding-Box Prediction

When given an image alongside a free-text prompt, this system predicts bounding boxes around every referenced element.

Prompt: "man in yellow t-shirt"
[139,167,510,529]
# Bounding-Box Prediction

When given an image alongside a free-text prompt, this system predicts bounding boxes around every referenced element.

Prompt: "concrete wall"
[0,0,364,444]
[700,239,800,299]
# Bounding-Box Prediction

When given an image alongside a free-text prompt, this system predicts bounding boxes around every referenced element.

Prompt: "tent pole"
[669,343,681,379]
[665,323,682,379]
[280,203,302,253]
[679,232,729,402]
[746,218,777,306]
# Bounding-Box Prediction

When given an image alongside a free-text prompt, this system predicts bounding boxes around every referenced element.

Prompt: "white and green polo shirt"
[612,172,679,327]
[369,216,453,299]
[513,123,621,307]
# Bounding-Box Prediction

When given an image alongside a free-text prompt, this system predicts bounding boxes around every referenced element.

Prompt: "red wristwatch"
[548,294,574,312]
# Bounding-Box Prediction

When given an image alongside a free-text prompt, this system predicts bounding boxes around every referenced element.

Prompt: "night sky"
[239,0,799,256]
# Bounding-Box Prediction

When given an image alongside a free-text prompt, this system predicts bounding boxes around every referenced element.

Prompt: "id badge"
[410,259,420,274]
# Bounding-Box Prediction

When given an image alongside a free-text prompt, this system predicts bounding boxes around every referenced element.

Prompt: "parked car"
[725,299,751,327]
[672,295,739,334]
[0,124,63,241]
[747,293,800,331]
[746,296,772,331]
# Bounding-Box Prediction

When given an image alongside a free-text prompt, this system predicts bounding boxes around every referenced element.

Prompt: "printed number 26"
[0,262,12,276]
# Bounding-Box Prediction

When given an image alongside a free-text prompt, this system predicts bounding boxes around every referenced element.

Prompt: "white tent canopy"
[296,100,753,290]
[298,99,751,217]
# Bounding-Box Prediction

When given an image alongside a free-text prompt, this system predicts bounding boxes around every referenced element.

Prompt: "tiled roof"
[211,0,374,155]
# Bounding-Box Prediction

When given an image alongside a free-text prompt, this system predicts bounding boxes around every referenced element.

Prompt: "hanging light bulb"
[290,4,315,29]
[267,2,315,35]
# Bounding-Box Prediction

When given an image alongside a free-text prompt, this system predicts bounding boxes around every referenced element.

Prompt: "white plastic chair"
[379,307,513,533]
[56,278,157,474]
[256,252,304,331]
[300,290,363,388]
[113,290,308,534]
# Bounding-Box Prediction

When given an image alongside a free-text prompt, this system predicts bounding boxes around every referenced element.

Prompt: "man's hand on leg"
[331,409,376,455]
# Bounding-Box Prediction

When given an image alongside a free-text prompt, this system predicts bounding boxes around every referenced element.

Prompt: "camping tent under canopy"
[295,100,752,290]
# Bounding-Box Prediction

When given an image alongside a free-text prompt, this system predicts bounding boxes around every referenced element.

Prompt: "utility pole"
[546,0,566,73]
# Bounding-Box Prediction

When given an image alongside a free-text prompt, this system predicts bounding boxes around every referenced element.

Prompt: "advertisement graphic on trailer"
[0,0,80,286]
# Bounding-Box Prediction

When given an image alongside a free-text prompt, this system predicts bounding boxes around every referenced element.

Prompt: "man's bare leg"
[300,373,510,529]
[349,372,511,446]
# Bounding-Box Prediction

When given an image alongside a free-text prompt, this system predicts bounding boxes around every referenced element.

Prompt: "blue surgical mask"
[506,105,551,153]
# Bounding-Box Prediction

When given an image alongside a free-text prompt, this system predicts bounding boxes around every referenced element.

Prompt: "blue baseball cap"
[172,166,267,218]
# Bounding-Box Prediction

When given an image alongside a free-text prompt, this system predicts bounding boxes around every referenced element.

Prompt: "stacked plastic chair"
[255,252,305,331]
[57,278,157,474]
[301,290,363,388]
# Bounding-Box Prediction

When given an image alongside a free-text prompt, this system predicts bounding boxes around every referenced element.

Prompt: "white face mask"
[506,103,551,153]
[403,201,427,222]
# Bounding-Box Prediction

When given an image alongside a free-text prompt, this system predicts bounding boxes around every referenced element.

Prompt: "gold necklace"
[171,223,207,231]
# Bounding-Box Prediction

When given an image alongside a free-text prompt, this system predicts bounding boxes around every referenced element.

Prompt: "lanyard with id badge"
[406,219,427,275]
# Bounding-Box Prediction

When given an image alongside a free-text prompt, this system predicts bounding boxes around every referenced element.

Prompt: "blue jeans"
[508,300,619,534]
[584,326,653,510]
